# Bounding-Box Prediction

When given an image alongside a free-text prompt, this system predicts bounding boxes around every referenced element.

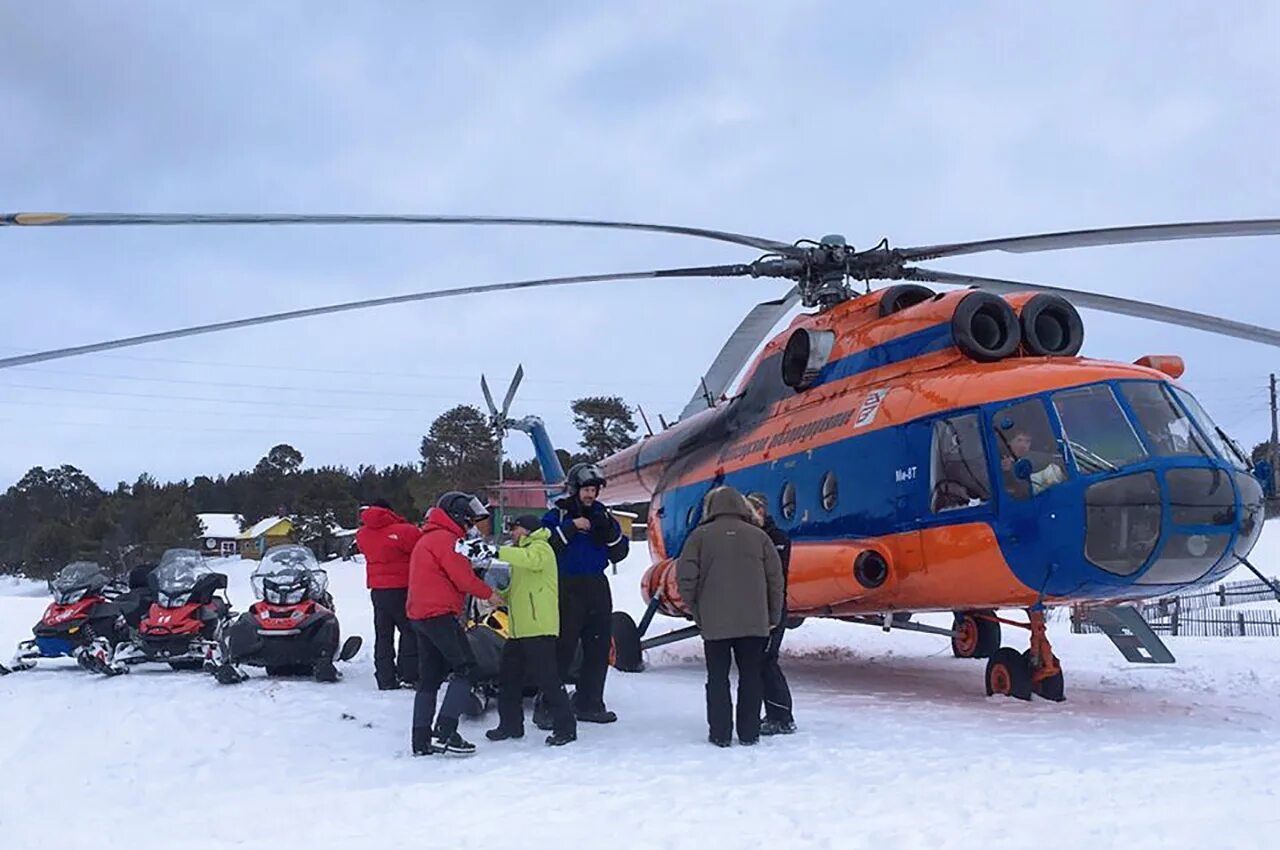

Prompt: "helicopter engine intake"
[1017,293,1084,357]
[950,291,1021,362]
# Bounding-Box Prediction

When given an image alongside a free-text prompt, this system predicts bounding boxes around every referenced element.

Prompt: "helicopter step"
[1079,604,1176,665]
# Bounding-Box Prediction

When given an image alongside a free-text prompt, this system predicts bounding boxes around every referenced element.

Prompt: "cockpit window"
[991,399,1068,499]
[1052,385,1147,474]
[930,413,992,512]
[1170,385,1251,470]
[1119,382,1211,458]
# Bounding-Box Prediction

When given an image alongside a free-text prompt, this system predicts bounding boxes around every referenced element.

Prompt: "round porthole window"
[780,481,797,521]
[821,471,838,511]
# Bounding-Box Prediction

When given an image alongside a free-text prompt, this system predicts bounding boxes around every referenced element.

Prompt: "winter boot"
[760,719,796,736]
[412,727,436,757]
[314,657,340,683]
[435,732,477,757]
[575,707,617,724]
[486,726,524,742]
[545,731,577,747]
[709,735,731,748]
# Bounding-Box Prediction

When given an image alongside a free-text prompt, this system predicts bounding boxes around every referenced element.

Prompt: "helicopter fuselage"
[602,288,1265,619]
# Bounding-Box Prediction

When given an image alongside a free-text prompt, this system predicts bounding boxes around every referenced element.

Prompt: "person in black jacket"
[747,492,796,735]
[540,462,629,724]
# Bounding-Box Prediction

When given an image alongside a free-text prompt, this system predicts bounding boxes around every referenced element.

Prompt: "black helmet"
[437,491,490,528]
[566,463,607,496]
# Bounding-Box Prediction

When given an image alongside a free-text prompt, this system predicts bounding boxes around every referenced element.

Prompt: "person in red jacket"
[355,499,421,690]
[408,491,497,758]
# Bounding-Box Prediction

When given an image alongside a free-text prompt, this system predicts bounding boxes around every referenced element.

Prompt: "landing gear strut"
[984,608,1065,702]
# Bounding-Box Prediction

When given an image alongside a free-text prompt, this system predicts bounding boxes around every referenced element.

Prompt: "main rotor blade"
[1,212,796,255]
[679,286,802,420]
[0,264,751,370]
[910,267,1280,348]
[899,218,1280,262]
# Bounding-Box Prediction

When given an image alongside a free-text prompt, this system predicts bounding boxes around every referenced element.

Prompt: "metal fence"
[1071,576,1280,638]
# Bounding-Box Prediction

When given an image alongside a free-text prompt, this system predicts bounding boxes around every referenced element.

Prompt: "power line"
[0,347,690,391]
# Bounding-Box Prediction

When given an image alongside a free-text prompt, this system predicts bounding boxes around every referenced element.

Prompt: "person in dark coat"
[678,486,784,747]
[746,492,795,736]
[406,491,497,758]
[541,462,629,725]
[355,499,421,690]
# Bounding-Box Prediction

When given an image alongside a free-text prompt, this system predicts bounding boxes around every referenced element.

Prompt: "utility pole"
[1270,373,1278,493]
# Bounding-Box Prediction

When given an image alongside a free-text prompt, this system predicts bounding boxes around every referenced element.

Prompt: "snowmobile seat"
[128,564,157,590]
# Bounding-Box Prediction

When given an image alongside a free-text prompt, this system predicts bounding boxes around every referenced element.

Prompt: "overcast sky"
[1,2,1278,487]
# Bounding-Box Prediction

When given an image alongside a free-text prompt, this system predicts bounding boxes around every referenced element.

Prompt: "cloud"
[0,1,1277,485]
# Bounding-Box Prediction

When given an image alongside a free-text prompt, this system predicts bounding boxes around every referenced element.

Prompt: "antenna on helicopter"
[699,377,715,410]
[658,413,671,430]
[637,406,655,437]
[481,364,524,540]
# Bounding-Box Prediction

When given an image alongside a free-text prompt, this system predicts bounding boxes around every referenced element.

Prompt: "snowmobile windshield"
[252,545,324,604]
[50,561,108,604]
[153,549,214,606]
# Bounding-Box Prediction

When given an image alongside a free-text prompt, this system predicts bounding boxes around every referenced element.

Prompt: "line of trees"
[0,396,639,579]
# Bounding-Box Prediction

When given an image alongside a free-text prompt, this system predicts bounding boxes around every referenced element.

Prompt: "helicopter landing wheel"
[1026,609,1065,702]
[951,610,1000,659]
[985,647,1032,700]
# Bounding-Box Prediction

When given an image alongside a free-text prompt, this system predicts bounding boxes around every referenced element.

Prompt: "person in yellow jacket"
[486,515,577,746]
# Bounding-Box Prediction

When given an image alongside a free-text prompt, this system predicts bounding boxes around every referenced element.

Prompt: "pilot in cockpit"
[1000,430,1067,497]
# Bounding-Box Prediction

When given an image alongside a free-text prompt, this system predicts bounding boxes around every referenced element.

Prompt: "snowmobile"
[0,561,139,675]
[213,545,361,684]
[108,549,234,673]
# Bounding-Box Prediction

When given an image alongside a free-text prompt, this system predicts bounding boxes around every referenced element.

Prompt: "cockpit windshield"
[1119,382,1211,458]
[1169,385,1251,470]
[1052,385,1147,474]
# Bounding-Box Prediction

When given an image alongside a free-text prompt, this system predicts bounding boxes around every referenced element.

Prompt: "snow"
[3,537,1280,850]
[197,512,243,539]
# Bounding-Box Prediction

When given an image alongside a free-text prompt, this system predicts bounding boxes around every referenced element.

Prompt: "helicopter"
[4,212,1280,701]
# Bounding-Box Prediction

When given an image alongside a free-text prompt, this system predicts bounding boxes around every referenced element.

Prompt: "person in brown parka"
[677,485,784,747]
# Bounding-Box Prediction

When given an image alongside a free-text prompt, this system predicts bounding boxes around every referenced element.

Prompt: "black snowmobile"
[0,561,142,675]
[213,545,361,684]
[108,549,234,674]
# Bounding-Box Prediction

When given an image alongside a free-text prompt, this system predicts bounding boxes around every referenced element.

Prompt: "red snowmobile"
[107,549,234,674]
[0,561,140,675]
[213,545,360,684]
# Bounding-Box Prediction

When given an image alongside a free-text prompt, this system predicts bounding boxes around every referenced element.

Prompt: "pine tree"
[419,405,499,505]
[571,396,639,461]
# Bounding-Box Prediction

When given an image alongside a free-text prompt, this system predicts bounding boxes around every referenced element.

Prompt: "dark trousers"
[370,588,417,687]
[411,615,478,738]
[703,636,768,743]
[556,574,613,712]
[762,624,793,724]
[498,636,575,737]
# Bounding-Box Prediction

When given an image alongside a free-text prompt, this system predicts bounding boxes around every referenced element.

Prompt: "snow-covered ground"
[3,537,1280,850]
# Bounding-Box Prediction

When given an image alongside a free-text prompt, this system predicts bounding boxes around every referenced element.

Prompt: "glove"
[590,510,616,546]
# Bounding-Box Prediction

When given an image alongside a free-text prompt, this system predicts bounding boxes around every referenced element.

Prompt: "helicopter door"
[926,412,994,515]
[988,398,1073,558]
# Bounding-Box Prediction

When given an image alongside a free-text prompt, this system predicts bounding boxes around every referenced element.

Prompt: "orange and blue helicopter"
[4,212,1280,701]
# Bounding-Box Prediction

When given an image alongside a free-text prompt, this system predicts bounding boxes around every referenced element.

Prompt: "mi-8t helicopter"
[4,212,1279,701]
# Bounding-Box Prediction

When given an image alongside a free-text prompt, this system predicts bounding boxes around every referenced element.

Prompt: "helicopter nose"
[1084,466,1260,587]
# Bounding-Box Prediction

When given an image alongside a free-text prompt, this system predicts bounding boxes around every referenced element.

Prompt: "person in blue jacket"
[541,462,629,724]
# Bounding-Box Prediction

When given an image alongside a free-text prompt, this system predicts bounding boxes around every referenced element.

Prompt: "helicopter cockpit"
[932,378,1265,591]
